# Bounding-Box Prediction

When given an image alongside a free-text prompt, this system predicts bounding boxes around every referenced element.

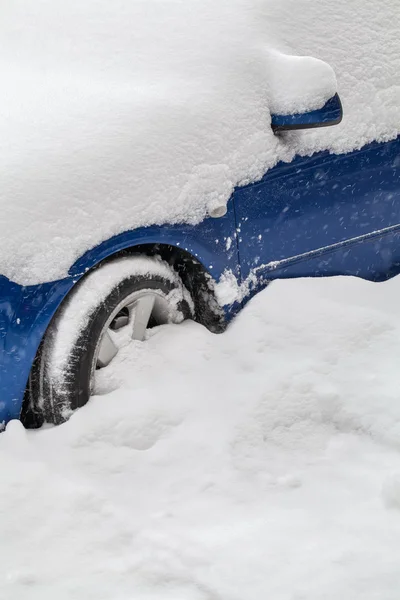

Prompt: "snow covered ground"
[2,275,400,599]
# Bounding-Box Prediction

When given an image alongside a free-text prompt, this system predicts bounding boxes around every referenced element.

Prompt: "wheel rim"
[90,289,171,387]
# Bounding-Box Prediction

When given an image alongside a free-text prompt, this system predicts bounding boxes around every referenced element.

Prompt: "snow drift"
[0,0,399,285]
[2,276,400,598]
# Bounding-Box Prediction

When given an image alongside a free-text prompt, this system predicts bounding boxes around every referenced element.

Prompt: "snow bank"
[0,0,399,285]
[2,276,400,598]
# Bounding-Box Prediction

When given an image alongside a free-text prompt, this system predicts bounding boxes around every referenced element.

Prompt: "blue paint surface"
[0,134,399,426]
[235,137,400,291]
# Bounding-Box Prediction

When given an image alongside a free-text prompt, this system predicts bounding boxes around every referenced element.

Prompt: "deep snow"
[2,276,400,599]
[0,0,399,285]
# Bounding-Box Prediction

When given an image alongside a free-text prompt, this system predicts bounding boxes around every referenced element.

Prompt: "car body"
[1,96,399,427]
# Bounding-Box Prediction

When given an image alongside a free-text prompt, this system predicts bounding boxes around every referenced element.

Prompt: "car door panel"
[234,137,400,285]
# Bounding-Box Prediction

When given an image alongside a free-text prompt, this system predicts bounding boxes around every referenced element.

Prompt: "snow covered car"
[0,1,399,428]
[1,93,400,428]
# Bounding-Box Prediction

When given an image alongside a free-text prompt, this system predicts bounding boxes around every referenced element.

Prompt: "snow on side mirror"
[271,93,343,132]
[266,51,341,133]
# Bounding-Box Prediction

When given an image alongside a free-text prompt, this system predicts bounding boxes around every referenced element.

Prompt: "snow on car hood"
[0,0,399,285]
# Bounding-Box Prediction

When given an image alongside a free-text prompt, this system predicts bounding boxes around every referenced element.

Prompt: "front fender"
[69,219,238,282]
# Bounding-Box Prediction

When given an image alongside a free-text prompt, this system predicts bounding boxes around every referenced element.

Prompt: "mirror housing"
[271,93,343,132]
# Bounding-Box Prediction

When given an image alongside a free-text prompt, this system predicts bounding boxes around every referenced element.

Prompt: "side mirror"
[271,93,343,133]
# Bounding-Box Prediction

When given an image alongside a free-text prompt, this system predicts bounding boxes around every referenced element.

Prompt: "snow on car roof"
[0,0,399,285]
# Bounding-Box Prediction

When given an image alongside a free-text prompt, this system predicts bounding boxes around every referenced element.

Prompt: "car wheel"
[25,255,193,425]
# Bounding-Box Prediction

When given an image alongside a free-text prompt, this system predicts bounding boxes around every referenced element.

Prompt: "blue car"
[1,94,399,428]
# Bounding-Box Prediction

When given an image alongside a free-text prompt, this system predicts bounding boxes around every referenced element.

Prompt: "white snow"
[0,0,399,285]
[3,275,400,598]
[266,50,337,115]
[215,267,258,305]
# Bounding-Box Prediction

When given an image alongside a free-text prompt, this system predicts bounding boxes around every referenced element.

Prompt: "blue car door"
[233,137,400,288]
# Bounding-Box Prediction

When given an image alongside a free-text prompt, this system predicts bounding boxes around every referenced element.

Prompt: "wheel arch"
[72,240,227,333]
[34,223,231,338]
[66,223,239,334]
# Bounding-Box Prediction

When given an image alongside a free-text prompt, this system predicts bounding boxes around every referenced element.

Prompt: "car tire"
[24,255,193,426]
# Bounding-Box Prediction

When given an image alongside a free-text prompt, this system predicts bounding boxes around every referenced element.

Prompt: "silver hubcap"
[91,290,171,384]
